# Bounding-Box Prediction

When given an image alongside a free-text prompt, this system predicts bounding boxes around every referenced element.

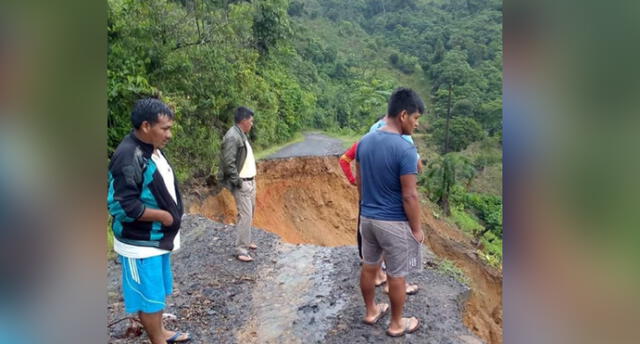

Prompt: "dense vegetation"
[108,0,502,266]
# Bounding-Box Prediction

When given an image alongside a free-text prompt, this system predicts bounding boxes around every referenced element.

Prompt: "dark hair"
[387,87,425,118]
[235,106,254,123]
[131,98,174,129]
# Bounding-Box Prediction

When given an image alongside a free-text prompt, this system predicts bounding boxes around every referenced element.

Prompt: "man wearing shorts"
[356,87,425,337]
[108,98,190,343]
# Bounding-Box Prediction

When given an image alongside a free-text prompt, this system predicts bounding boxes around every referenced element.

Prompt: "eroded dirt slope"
[188,156,503,343]
[190,156,359,246]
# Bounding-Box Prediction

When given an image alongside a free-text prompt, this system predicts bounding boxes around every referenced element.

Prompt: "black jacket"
[107,132,183,250]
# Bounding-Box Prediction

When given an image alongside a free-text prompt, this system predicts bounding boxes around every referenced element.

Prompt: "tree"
[477,98,502,136]
[287,0,305,16]
[431,50,472,93]
[430,50,472,153]
[253,0,291,53]
[426,153,474,216]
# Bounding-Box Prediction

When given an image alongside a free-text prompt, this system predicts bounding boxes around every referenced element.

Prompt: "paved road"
[267,132,347,159]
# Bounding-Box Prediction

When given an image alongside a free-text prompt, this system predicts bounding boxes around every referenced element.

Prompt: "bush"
[462,192,502,238]
[451,205,484,235]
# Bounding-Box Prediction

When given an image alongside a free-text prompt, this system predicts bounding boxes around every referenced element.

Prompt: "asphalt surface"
[266,132,347,159]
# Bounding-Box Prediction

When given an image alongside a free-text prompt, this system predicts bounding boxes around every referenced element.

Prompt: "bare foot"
[386,317,420,337]
[362,303,390,325]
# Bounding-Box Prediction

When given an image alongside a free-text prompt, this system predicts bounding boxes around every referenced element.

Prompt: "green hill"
[108,0,503,265]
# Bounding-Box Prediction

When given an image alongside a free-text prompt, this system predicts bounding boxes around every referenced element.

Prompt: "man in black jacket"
[108,98,190,343]
[219,106,257,262]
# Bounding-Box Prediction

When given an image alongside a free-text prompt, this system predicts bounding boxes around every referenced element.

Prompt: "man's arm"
[221,134,241,188]
[339,142,358,186]
[400,174,424,242]
[108,158,173,225]
[339,155,356,185]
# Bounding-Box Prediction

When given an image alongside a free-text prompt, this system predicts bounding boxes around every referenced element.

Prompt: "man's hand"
[412,229,424,243]
[160,210,174,226]
[139,208,174,226]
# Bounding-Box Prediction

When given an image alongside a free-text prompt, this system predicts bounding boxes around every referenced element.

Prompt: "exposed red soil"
[187,156,503,343]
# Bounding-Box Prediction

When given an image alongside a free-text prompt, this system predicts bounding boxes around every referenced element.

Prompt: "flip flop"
[383,284,419,295]
[236,254,253,262]
[166,331,191,343]
[362,303,390,325]
[386,317,420,337]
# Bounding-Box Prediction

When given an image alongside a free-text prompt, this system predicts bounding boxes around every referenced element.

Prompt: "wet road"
[266,132,347,159]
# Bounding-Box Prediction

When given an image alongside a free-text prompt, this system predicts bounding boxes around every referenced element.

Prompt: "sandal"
[166,331,191,343]
[362,303,390,325]
[386,317,420,337]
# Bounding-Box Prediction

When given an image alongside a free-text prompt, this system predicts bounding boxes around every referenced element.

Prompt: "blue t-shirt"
[356,130,418,221]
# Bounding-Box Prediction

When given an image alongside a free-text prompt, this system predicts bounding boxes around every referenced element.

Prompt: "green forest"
[108,0,503,266]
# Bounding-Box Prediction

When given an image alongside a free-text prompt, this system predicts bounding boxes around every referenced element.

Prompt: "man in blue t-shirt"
[356,87,425,337]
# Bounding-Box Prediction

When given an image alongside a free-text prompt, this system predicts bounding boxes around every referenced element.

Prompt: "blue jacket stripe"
[107,172,136,223]
[140,161,164,241]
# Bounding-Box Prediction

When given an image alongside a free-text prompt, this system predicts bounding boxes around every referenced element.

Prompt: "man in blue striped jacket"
[108,98,190,343]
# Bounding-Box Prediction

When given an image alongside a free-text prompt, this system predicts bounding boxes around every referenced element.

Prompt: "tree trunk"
[443,84,453,154]
[442,192,450,216]
[440,165,451,217]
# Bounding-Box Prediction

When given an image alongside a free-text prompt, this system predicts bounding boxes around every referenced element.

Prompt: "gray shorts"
[359,216,423,278]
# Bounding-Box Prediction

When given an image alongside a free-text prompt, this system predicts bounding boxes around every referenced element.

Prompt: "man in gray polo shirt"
[356,88,425,337]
